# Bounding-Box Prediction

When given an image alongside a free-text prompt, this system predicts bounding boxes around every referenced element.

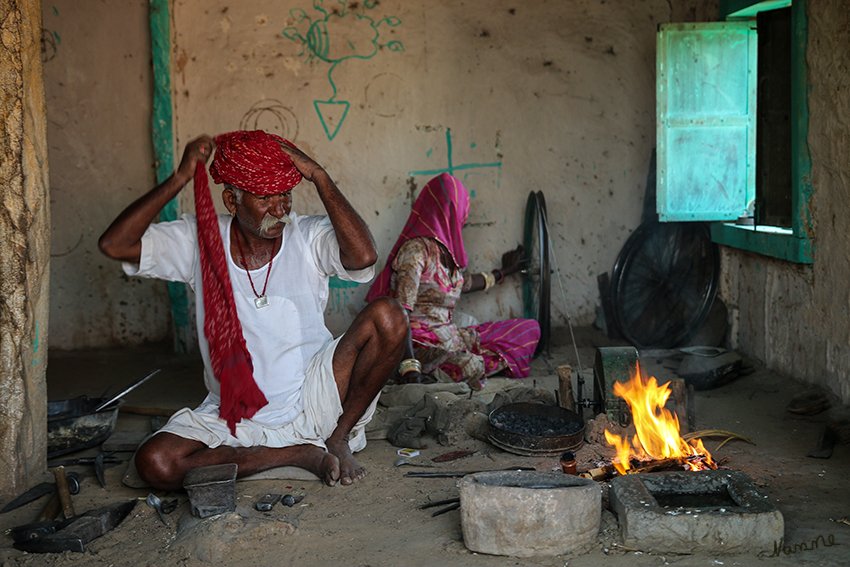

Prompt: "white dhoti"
[158,336,379,452]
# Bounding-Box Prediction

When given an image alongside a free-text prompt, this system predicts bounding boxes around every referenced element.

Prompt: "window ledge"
[711,222,814,263]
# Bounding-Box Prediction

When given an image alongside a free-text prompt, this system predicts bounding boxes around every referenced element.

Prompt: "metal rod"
[94,369,162,412]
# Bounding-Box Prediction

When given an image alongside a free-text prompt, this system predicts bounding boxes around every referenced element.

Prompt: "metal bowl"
[488,402,584,456]
[47,396,124,458]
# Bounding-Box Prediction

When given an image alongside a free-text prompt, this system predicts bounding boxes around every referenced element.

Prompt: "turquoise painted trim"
[713,0,814,264]
[790,0,813,246]
[722,0,791,19]
[150,0,173,192]
[151,0,192,351]
[712,223,812,263]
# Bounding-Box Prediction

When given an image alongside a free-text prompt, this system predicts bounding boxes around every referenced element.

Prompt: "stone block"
[609,470,783,554]
[460,471,600,557]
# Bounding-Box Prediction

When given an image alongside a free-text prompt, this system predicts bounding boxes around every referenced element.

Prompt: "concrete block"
[460,471,601,557]
[609,470,783,554]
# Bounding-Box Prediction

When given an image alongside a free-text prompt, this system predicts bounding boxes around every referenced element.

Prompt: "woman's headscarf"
[193,130,302,435]
[366,173,470,302]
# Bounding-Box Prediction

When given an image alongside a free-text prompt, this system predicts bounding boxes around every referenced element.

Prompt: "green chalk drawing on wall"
[283,0,404,140]
[408,129,502,187]
[329,275,360,289]
[328,277,360,313]
[31,321,39,366]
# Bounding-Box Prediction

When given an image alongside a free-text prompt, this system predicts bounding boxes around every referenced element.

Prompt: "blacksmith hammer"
[53,466,75,519]
[0,471,80,514]
[12,499,137,553]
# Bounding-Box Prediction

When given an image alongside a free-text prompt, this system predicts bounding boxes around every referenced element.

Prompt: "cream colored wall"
[172,0,716,336]
[43,0,169,348]
[45,0,718,346]
[718,0,850,404]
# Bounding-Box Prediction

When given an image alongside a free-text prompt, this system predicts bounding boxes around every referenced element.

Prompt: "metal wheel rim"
[523,191,551,355]
[610,221,719,349]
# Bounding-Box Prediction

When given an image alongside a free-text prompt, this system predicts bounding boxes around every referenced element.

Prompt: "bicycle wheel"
[522,191,551,355]
[610,221,719,349]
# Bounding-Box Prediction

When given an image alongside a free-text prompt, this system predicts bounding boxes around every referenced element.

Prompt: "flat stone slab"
[609,469,783,554]
[460,471,600,557]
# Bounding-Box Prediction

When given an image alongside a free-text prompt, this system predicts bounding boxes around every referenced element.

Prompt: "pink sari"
[367,174,540,388]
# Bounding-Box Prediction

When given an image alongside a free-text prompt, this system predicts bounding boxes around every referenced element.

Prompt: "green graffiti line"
[408,129,502,187]
[31,321,39,366]
[283,0,403,140]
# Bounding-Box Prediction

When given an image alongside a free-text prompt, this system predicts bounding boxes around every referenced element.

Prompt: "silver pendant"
[254,295,269,309]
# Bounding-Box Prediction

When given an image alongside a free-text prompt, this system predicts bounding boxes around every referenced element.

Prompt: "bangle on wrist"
[398,358,422,376]
[493,269,505,284]
[480,271,496,291]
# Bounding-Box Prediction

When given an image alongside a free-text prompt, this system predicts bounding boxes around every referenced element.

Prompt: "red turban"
[192,130,302,435]
[210,130,302,194]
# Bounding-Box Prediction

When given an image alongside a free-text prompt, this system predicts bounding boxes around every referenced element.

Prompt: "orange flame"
[604,362,713,475]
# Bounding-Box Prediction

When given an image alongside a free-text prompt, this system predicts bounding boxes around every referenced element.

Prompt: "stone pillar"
[0,0,49,498]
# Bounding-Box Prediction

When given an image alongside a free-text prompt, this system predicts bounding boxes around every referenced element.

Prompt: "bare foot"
[286,444,341,486]
[326,437,366,485]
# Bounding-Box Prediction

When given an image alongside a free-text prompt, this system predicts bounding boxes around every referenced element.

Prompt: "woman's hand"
[500,244,526,277]
[396,370,424,385]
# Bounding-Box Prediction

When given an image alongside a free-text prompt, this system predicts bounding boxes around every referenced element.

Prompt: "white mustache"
[260,214,291,232]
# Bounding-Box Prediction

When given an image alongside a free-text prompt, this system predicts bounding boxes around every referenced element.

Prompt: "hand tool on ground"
[146,493,168,525]
[94,453,106,487]
[53,466,75,519]
[282,493,305,507]
[48,453,115,489]
[432,450,476,462]
[255,493,282,511]
[419,497,462,517]
[394,458,439,468]
[431,502,460,516]
[47,456,119,467]
[93,368,162,412]
[404,467,537,478]
[13,499,137,553]
[0,472,80,514]
[160,498,179,514]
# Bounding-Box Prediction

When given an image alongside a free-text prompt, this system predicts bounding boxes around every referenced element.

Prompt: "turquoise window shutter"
[656,22,757,222]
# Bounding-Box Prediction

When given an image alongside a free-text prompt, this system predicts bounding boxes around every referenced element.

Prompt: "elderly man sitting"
[99,130,407,489]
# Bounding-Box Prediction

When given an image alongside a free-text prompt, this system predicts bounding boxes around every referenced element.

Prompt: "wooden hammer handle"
[53,466,75,519]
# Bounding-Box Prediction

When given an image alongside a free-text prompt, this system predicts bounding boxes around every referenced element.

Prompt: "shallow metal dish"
[47,396,124,458]
[488,402,584,457]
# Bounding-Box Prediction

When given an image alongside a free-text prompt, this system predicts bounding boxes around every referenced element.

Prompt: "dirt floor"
[2,327,849,567]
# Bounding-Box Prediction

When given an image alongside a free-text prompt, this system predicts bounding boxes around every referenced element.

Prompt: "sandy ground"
[2,327,849,567]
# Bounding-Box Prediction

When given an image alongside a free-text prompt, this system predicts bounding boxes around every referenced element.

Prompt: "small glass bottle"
[560,451,577,475]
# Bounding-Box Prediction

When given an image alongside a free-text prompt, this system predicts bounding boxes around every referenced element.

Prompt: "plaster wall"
[170,0,717,336]
[718,0,850,403]
[44,0,717,347]
[42,0,170,349]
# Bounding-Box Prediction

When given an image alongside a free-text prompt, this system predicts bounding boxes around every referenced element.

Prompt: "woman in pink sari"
[366,173,540,389]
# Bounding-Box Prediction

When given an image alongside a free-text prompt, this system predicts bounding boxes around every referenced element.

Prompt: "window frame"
[710,0,813,264]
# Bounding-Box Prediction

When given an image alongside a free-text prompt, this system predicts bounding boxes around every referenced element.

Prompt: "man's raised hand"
[176,135,215,183]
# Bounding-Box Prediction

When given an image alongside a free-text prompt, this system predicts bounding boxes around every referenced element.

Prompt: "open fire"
[604,362,715,475]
